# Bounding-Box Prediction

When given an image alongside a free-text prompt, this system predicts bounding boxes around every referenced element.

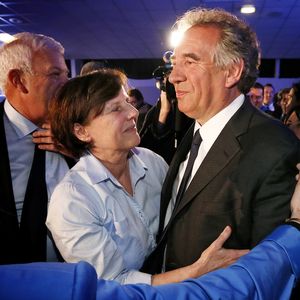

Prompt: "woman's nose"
[127,102,139,119]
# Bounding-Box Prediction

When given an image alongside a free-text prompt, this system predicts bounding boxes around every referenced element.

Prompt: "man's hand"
[32,122,74,158]
[158,90,171,124]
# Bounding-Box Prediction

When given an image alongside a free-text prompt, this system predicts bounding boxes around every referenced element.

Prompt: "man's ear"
[225,59,244,89]
[73,123,91,143]
[7,69,28,93]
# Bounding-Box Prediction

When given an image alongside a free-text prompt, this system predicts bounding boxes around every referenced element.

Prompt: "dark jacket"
[142,99,300,273]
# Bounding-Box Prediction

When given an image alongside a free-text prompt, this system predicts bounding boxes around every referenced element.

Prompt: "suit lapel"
[169,99,255,223]
[0,101,17,220]
[173,126,240,218]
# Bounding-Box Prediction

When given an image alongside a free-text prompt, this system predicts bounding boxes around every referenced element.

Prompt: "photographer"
[139,53,192,164]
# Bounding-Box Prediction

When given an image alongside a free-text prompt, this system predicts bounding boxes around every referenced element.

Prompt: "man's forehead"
[32,49,66,69]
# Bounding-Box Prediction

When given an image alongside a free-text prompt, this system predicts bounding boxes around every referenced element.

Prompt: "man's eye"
[48,71,69,78]
[185,60,195,65]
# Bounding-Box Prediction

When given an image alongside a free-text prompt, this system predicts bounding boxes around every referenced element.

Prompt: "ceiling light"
[8,17,23,24]
[0,32,15,43]
[240,4,256,14]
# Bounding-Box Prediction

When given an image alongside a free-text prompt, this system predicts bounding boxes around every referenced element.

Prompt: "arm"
[97,164,300,299]
[157,91,171,124]
[47,174,247,286]
[139,93,173,141]
[46,181,151,285]
[96,225,300,300]
[151,226,248,285]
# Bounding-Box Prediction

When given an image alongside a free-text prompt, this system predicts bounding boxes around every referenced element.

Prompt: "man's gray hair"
[174,8,260,94]
[0,32,64,94]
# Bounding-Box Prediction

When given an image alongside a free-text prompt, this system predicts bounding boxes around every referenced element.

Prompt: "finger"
[209,226,232,249]
[37,143,57,152]
[32,130,50,137]
[41,123,51,130]
[32,136,53,145]
[32,130,53,139]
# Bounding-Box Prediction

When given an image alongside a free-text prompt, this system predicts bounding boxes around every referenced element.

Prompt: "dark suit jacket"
[0,101,21,264]
[142,99,300,273]
[0,101,73,264]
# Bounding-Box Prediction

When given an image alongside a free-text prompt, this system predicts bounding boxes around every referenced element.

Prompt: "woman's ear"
[225,59,244,89]
[7,69,29,93]
[73,123,91,143]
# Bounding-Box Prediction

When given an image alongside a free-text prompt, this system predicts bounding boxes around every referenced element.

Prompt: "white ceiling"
[0,0,299,60]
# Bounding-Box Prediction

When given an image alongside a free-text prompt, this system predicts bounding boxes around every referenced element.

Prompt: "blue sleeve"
[96,225,300,300]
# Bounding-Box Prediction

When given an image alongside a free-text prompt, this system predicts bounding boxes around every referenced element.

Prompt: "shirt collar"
[81,149,147,186]
[4,99,38,138]
[195,94,245,142]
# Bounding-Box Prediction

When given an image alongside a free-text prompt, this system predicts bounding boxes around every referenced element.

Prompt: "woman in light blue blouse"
[46,69,247,285]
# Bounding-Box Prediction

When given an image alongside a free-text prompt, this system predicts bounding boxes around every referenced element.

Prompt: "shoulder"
[252,110,298,144]
[132,146,166,162]
[132,147,168,174]
[235,103,299,145]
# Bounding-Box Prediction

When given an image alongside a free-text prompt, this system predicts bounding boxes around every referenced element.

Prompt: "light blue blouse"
[46,147,168,284]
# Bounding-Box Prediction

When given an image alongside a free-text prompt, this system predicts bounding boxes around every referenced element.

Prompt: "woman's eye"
[111,106,121,112]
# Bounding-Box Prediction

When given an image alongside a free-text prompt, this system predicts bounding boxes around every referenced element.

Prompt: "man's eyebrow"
[183,53,200,60]
[171,53,200,62]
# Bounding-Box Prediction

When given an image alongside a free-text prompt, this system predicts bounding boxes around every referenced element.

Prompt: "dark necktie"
[20,143,48,262]
[175,129,202,207]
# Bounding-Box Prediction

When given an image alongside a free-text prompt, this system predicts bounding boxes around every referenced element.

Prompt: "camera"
[152,51,173,92]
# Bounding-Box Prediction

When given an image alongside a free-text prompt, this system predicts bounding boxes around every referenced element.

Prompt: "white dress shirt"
[164,94,245,227]
[3,99,70,261]
[47,147,168,284]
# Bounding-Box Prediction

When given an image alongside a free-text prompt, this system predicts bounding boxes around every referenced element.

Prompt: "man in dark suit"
[0,32,71,264]
[142,7,300,276]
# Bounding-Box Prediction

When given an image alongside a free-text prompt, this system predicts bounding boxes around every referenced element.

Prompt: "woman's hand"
[151,226,248,286]
[191,226,249,276]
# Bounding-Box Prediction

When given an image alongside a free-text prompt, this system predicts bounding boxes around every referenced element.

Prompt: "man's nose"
[169,65,185,84]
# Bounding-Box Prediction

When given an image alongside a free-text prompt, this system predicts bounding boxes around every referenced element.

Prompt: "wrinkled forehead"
[171,25,220,60]
[32,49,67,71]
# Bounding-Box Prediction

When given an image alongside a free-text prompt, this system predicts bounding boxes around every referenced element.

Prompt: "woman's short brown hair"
[50,68,127,158]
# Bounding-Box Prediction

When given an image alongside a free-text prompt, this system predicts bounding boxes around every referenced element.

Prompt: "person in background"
[261,83,275,114]
[139,79,193,164]
[127,88,152,131]
[0,32,71,264]
[142,9,300,291]
[284,82,300,139]
[46,69,246,285]
[80,60,108,76]
[248,82,264,108]
[278,87,291,121]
